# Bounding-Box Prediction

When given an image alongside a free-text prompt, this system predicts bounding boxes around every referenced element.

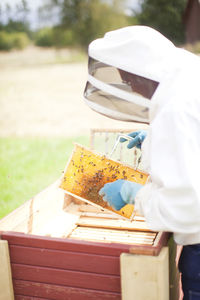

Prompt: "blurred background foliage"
[0,0,190,51]
[136,0,187,44]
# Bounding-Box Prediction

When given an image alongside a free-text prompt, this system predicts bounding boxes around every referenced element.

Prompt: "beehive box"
[0,138,180,300]
[0,179,180,300]
[60,144,149,220]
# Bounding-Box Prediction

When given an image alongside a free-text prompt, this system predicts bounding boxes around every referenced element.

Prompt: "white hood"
[89,25,176,82]
[85,26,184,124]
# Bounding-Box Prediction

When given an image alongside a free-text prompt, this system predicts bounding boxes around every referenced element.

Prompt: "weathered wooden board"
[0,240,14,300]
[0,232,131,256]
[0,180,66,235]
[11,263,121,293]
[168,237,180,300]
[69,226,156,245]
[1,229,169,256]
[120,247,169,300]
[78,204,145,221]
[128,231,170,256]
[9,244,120,275]
[77,217,152,232]
[14,280,121,300]
[15,296,45,300]
[1,231,127,298]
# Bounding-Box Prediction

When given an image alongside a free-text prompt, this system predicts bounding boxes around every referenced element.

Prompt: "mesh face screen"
[88,57,159,100]
[84,58,159,123]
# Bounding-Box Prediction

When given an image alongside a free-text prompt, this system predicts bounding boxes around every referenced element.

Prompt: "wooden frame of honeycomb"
[60,144,149,220]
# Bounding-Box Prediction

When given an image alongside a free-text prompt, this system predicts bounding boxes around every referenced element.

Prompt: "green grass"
[0,136,89,219]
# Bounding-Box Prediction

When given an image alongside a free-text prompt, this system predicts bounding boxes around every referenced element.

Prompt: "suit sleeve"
[135,100,200,234]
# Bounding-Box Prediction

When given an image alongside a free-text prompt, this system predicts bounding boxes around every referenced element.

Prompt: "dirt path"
[0,48,145,137]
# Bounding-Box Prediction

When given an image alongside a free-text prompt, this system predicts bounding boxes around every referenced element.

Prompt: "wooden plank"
[9,245,120,275]
[70,236,154,245]
[77,217,152,232]
[15,296,46,300]
[79,204,110,213]
[80,212,145,222]
[1,230,169,256]
[129,232,170,256]
[69,227,156,245]
[0,232,131,256]
[0,180,66,235]
[167,237,180,300]
[81,212,121,219]
[15,297,45,300]
[36,211,79,238]
[11,263,121,293]
[0,240,14,300]
[14,280,121,300]
[79,204,145,221]
[72,227,155,238]
[120,247,169,300]
[0,198,33,233]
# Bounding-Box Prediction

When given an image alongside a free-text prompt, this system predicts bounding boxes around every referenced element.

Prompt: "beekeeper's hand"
[120,130,147,149]
[99,179,142,210]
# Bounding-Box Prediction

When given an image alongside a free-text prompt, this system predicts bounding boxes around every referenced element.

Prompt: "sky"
[0,0,141,29]
[0,0,43,28]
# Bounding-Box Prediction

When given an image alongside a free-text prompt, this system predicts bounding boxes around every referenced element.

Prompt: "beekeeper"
[84,26,200,300]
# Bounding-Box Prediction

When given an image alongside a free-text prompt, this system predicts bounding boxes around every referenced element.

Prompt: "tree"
[136,0,187,44]
[0,0,31,37]
[40,0,129,48]
[15,0,30,24]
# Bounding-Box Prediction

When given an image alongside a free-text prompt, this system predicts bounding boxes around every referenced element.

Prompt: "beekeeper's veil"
[84,26,176,124]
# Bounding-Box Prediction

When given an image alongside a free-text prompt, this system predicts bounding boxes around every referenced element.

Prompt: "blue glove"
[99,179,143,211]
[120,130,147,149]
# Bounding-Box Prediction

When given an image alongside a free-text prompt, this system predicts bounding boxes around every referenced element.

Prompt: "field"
[0,46,143,218]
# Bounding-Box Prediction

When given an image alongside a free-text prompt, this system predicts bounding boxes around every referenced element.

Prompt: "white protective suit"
[135,50,200,245]
[85,26,200,245]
